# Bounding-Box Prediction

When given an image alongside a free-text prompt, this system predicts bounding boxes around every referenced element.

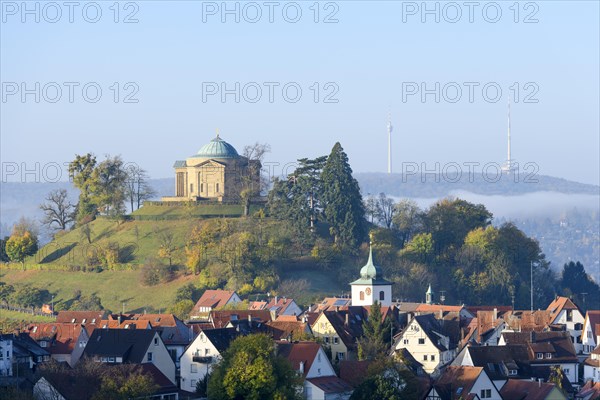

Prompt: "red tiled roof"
[55,311,105,325]
[500,379,560,400]
[265,298,297,315]
[578,380,600,400]
[547,296,580,322]
[277,341,321,378]
[416,304,464,315]
[209,310,272,329]
[193,290,237,311]
[26,323,85,355]
[266,321,310,341]
[248,301,267,310]
[433,366,483,400]
[339,360,372,387]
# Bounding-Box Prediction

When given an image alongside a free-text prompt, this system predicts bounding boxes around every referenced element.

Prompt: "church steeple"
[426,284,434,305]
[350,242,393,307]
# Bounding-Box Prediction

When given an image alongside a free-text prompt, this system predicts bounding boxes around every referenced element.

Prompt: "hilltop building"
[162,134,260,202]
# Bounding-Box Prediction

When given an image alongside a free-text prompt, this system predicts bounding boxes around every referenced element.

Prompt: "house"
[576,380,600,400]
[584,346,600,381]
[315,298,351,312]
[266,319,313,341]
[311,307,368,361]
[499,379,567,400]
[277,341,353,400]
[33,363,179,400]
[190,290,241,320]
[209,310,272,329]
[392,313,460,375]
[546,296,585,354]
[26,322,92,366]
[425,366,502,400]
[179,328,239,393]
[473,309,507,346]
[415,303,474,320]
[83,328,176,384]
[499,331,579,384]
[265,297,303,317]
[503,310,553,332]
[583,311,600,354]
[0,333,49,377]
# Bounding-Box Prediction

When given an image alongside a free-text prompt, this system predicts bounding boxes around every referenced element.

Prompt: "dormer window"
[545,353,552,359]
[509,369,518,376]
[91,319,96,324]
[82,319,87,324]
[536,353,543,359]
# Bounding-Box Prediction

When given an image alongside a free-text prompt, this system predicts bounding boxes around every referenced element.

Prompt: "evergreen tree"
[358,301,391,360]
[321,143,366,249]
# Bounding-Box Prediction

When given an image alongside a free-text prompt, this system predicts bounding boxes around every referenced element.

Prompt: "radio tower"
[502,96,517,174]
[387,111,393,174]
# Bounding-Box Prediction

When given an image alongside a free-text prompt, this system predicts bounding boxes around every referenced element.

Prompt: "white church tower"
[350,245,393,307]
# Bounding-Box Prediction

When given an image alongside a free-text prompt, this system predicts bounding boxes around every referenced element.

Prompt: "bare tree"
[125,165,156,211]
[375,192,395,228]
[364,194,378,224]
[40,189,75,231]
[240,142,271,216]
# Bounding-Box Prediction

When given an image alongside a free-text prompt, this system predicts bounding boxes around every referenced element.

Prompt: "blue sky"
[1,0,599,184]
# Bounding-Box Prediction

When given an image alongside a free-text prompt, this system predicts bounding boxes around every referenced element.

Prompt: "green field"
[0,309,56,323]
[1,269,196,313]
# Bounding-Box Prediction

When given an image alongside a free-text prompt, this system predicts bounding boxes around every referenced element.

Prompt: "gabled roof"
[266,320,311,341]
[585,311,600,338]
[339,360,372,387]
[504,310,553,332]
[1,333,50,358]
[210,310,272,329]
[403,314,460,352]
[320,307,368,350]
[193,290,238,311]
[248,301,267,310]
[276,341,322,378]
[266,297,298,315]
[26,323,87,355]
[316,297,352,312]
[500,379,564,400]
[432,366,484,400]
[83,329,158,362]
[197,328,239,353]
[547,296,581,322]
[129,314,192,345]
[501,331,577,362]
[459,344,531,380]
[55,311,106,325]
[307,376,354,394]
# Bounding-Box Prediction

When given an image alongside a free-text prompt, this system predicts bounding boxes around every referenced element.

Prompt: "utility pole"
[530,261,534,312]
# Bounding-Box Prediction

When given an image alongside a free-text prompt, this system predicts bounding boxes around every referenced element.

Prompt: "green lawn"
[0,309,56,323]
[1,269,196,313]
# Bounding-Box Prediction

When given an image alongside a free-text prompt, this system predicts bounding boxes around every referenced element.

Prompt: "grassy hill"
[1,203,347,313]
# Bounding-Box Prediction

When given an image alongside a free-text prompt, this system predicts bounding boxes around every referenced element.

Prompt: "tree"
[350,362,421,400]
[125,165,156,211]
[169,299,194,320]
[68,153,98,222]
[92,364,157,400]
[6,231,38,269]
[321,143,366,249]
[207,334,302,400]
[560,261,600,310]
[0,282,15,305]
[364,195,378,224]
[0,236,10,262]
[157,231,176,267]
[239,142,271,216]
[80,223,92,244]
[392,199,423,246]
[11,284,49,308]
[90,156,128,218]
[358,301,390,361]
[375,193,395,228]
[40,189,76,231]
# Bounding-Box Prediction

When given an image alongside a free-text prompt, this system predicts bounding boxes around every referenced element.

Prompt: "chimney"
[493,308,498,322]
[345,313,349,327]
[118,315,122,325]
[439,309,443,319]
[302,314,308,324]
[275,296,278,305]
[248,314,252,327]
[308,305,312,313]
[299,361,305,374]
[283,297,287,304]
[538,378,542,387]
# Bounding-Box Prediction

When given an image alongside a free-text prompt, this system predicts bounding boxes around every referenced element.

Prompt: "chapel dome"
[196,134,239,158]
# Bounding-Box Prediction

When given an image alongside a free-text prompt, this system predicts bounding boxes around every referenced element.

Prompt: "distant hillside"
[354,172,599,198]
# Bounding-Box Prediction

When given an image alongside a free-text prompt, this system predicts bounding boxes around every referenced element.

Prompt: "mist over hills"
[2,173,598,280]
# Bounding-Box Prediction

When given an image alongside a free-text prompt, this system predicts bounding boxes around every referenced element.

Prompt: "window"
[154,337,159,346]
[216,183,220,193]
[509,369,518,376]
[536,353,543,359]
[324,337,330,344]
[337,352,345,360]
[190,183,194,193]
[201,183,204,193]
[403,339,409,345]
[431,355,435,362]
[40,341,47,348]
[108,357,115,363]
[360,291,364,301]
[333,337,339,345]
[379,291,385,301]
[418,338,425,345]
[423,355,428,361]
[147,352,153,362]
[318,353,321,362]
[563,368,570,374]
[317,368,321,375]
[567,310,573,322]
[204,348,209,356]
[191,364,198,373]
[191,379,197,388]
[546,353,552,359]
[82,319,87,324]
[480,389,492,398]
